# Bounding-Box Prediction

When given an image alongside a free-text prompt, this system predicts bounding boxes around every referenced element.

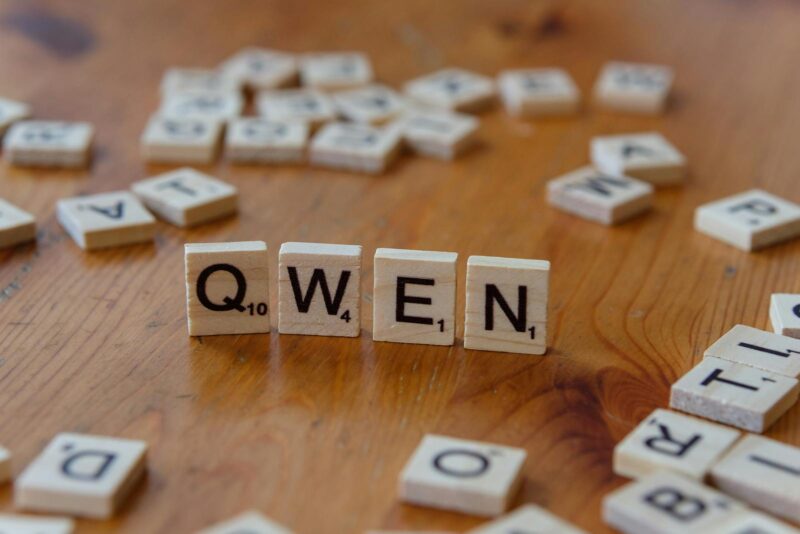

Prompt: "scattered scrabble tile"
[400,108,479,160]
[497,68,580,117]
[593,61,674,114]
[0,96,31,135]
[256,89,337,130]
[669,356,799,433]
[159,90,244,122]
[0,445,10,483]
[57,191,156,250]
[613,408,740,480]
[333,84,405,125]
[131,168,237,228]
[278,242,362,337]
[404,68,496,113]
[219,47,298,91]
[706,511,800,534]
[309,122,402,174]
[185,241,270,336]
[590,132,687,186]
[140,115,223,164]
[711,435,800,524]
[300,52,373,90]
[703,324,800,378]
[4,121,93,168]
[161,67,241,95]
[463,256,549,355]
[225,118,308,164]
[373,248,458,346]
[0,514,74,534]
[468,504,587,534]
[0,198,36,249]
[197,510,293,534]
[694,189,800,251]
[15,432,147,519]
[398,434,526,516]
[771,293,800,339]
[546,165,654,225]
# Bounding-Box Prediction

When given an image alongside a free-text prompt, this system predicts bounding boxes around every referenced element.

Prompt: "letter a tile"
[57,191,156,250]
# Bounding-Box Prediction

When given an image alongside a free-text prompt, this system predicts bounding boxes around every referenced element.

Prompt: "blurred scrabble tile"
[15,432,147,519]
[694,189,800,251]
[669,356,799,433]
[546,165,654,225]
[400,108,478,160]
[771,293,800,339]
[225,118,308,164]
[498,68,580,117]
[0,445,10,483]
[333,84,405,125]
[398,434,526,516]
[0,198,36,249]
[161,67,241,95]
[464,256,549,355]
[300,52,372,90]
[706,511,800,534]
[373,248,458,346]
[141,115,223,164]
[704,324,800,378]
[4,121,93,168]
[219,47,298,91]
[591,132,687,186]
[132,168,237,228]
[593,61,674,114]
[468,504,587,534]
[309,122,402,174]
[159,90,243,122]
[613,408,740,480]
[0,514,74,534]
[185,241,270,336]
[278,242,362,337]
[0,96,31,135]
[256,89,337,130]
[197,510,293,534]
[57,191,156,250]
[404,68,496,112]
[710,435,800,524]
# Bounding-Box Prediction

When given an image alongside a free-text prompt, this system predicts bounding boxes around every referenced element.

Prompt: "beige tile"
[400,108,478,160]
[0,198,36,249]
[404,68,496,113]
[140,115,223,164]
[159,90,243,122]
[498,68,580,117]
[185,241,270,336]
[0,514,74,534]
[467,504,587,534]
[4,121,93,168]
[160,68,241,95]
[706,510,800,534]
[197,510,293,534]
[309,122,402,174]
[256,89,337,130]
[300,52,372,90]
[590,132,687,186]
[770,293,800,340]
[373,248,457,346]
[398,434,526,517]
[218,47,298,91]
[593,61,674,114]
[0,96,31,135]
[14,433,147,519]
[225,118,308,164]
[703,324,800,378]
[333,84,406,125]
[0,445,10,484]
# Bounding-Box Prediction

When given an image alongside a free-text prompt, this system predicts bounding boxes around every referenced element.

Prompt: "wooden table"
[1,0,799,532]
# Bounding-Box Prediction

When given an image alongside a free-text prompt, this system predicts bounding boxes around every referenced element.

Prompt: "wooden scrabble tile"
[57,191,156,250]
[590,132,687,186]
[398,434,526,517]
[710,434,800,524]
[497,68,580,117]
[160,68,241,95]
[140,115,223,164]
[225,118,308,164]
[706,511,800,534]
[373,248,458,346]
[300,52,373,90]
[15,432,147,519]
[185,241,270,336]
[463,256,549,356]
[0,445,10,483]
[309,122,402,174]
[197,510,293,534]
[159,90,244,122]
[468,504,587,534]
[546,165,654,225]
[219,47,298,91]
[0,514,74,534]
[0,198,36,249]
[3,121,93,168]
[332,84,406,125]
[603,471,745,534]
[256,89,337,130]
[0,96,31,135]
[613,408,740,480]
[404,68,496,113]
[400,108,479,160]
[278,242,361,337]
[771,293,800,339]
[593,61,674,114]
[694,189,800,251]
[703,324,800,378]
[131,168,237,228]
[669,356,799,433]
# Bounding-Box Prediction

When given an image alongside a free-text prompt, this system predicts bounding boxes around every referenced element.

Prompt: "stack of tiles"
[498,68,580,117]
[0,198,36,249]
[593,61,674,114]
[226,118,308,164]
[4,121,93,168]
[309,122,402,174]
[57,191,156,250]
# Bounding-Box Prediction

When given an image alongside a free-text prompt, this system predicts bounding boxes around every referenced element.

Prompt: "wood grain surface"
[1,0,800,532]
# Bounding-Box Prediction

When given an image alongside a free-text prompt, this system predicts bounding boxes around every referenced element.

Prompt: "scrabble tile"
[711,435,800,523]
[225,118,308,164]
[333,84,406,125]
[15,432,147,519]
[703,324,800,378]
[0,198,36,249]
[400,108,479,160]
[131,168,237,228]
[197,510,293,534]
[219,47,298,91]
[546,166,654,225]
[771,293,800,339]
[590,132,687,186]
[467,504,587,534]
[57,191,156,250]
[0,445,10,483]
[159,90,243,122]
[669,356,799,433]
[593,61,674,114]
[463,256,549,356]
[278,242,361,337]
[140,115,223,164]
[0,96,31,135]
[185,241,270,336]
[706,510,800,534]
[309,122,402,174]
[404,68,496,113]
[602,471,745,534]
[398,434,526,517]
[0,514,74,534]
[256,89,337,130]
[300,52,373,90]
[613,408,740,480]
[497,68,580,117]
[373,248,457,346]
[3,121,93,168]
[694,189,800,251]
[161,68,241,95]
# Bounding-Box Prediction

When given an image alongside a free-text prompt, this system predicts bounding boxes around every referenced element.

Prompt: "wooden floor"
[1,0,800,532]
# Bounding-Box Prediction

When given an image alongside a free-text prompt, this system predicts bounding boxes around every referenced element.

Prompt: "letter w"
[288,267,351,315]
